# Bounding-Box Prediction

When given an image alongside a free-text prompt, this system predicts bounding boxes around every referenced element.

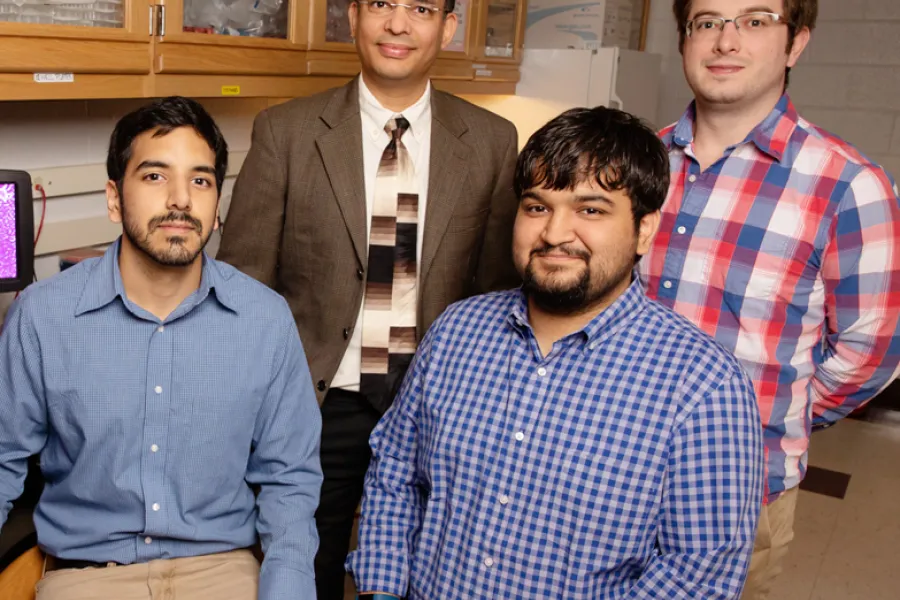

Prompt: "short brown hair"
[673,0,818,53]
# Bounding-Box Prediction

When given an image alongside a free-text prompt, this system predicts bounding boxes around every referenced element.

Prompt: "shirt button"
[317,380,327,392]
[589,342,597,350]
[154,386,162,394]
[688,174,697,183]
[356,268,364,280]
[677,226,687,234]
[157,326,165,333]
[150,444,159,453]
[663,280,673,289]
[537,367,547,376]
[152,503,160,512]
[484,557,494,567]
[515,431,525,441]
[144,537,153,544]
[343,328,350,339]
[499,494,509,505]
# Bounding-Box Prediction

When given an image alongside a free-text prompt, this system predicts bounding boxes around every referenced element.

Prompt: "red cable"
[34,183,47,247]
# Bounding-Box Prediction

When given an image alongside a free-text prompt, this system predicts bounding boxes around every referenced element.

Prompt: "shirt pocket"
[702,226,791,302]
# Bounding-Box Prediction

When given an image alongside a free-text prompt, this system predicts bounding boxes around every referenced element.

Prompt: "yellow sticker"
[221,86,241,96]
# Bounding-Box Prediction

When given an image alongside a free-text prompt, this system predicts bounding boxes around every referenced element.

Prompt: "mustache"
[149,211,202,234]
[530,243,590,261]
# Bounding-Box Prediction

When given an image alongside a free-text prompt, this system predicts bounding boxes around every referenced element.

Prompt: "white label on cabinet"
[472,63,486,69]
[34,73,75,83]
[475,69,493,78]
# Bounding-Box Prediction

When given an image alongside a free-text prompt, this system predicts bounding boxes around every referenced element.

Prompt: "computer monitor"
[0,170,35,293]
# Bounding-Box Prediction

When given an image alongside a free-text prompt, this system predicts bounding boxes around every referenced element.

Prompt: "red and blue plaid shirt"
[641,95,900,503]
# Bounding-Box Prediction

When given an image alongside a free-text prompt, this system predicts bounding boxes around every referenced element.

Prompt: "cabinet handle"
[156,4,166,38]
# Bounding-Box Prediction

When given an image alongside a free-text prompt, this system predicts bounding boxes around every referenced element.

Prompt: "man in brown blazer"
[217,1,519,598]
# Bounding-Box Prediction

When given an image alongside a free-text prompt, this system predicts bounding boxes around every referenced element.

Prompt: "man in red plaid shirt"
[641,1,900,598]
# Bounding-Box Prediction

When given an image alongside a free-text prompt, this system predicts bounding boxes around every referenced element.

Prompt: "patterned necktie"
[359,116,419,413]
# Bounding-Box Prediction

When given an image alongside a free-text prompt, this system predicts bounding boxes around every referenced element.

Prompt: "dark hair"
[107,96,228,196]
[672,0,818,86]
[515,107,670,226]
[445,0,456,12]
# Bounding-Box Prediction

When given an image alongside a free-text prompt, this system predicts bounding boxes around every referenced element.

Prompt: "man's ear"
[787,26,811,68]
[349,1,359,42]
[106,180,123,224]
[440,11,459,49]
[636,210,661,257]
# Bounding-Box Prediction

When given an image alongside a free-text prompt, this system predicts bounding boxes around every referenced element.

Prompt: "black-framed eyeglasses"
[686,11,788,38]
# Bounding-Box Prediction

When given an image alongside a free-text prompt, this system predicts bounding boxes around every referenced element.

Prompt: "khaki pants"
[740,486,800,600]
[36,549,259,600]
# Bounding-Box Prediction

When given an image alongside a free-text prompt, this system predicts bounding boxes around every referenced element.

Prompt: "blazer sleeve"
[473,121,520,293]
[217,108,287,289]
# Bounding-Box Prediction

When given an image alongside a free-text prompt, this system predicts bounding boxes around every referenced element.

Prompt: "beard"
[522,242,635,315]
[122,207,208,268]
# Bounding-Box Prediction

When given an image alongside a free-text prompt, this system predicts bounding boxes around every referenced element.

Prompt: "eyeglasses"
[686,11,788,38]
[357,1,446,22]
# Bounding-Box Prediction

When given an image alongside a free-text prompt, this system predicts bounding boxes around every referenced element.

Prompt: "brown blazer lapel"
[316,79,367,267]
[420,91,470,285]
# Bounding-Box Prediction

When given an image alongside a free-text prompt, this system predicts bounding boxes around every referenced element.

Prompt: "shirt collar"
[507,274,650,346]
[358,75,431,143]
[75,237,238,318]
[671,93,799,162]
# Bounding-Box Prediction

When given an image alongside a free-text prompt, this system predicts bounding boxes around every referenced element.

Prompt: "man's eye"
[194,178,212,187]
[415,5,431,14]
[525,205,546,213]
[144,173,162,181]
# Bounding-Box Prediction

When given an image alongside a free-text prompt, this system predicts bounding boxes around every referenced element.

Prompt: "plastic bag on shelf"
[184,0,288,38]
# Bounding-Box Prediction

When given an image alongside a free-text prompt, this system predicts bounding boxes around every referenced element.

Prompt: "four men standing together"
[1,0,899,599]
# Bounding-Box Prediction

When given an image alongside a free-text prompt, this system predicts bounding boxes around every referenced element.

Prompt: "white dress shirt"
[331,77,432,390]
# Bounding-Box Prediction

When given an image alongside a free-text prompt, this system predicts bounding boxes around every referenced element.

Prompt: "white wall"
[645,0,900,181]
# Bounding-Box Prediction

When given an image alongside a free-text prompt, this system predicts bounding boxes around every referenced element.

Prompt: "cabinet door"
[305,0,358,75]
[474,0,523,62]
[431,0,476,81]
[154,0,308,76]
[0,0,152,74]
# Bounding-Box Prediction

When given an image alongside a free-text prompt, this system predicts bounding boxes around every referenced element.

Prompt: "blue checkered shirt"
[347,280,763,599]
[0,239,322,600]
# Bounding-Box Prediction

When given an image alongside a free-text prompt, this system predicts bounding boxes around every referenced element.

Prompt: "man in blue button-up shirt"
[348,108,763,599]
[0,97,322,600]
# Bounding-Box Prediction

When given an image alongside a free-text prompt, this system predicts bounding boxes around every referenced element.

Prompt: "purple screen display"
[0,182,17,279]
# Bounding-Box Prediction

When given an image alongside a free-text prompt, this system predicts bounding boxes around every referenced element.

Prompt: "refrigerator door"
[611,48,663,128]
[517,48,593,105]
[586,47,618,109]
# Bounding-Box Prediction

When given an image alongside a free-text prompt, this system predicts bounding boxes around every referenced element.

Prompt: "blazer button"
[343,328,351,339]
[316,380,327,392]
[356,268,364,280]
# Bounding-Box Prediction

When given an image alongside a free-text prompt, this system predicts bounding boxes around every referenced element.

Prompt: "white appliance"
[469,47,662,149]
[519,46,663,128]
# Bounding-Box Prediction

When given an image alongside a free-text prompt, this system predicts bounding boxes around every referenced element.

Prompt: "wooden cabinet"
[468,0,525,84]
[0,0,525,100]
[152,0,325,97]
[0,0,152,99]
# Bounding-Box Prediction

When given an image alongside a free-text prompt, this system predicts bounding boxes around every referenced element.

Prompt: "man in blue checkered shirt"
[347,107,764,600]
